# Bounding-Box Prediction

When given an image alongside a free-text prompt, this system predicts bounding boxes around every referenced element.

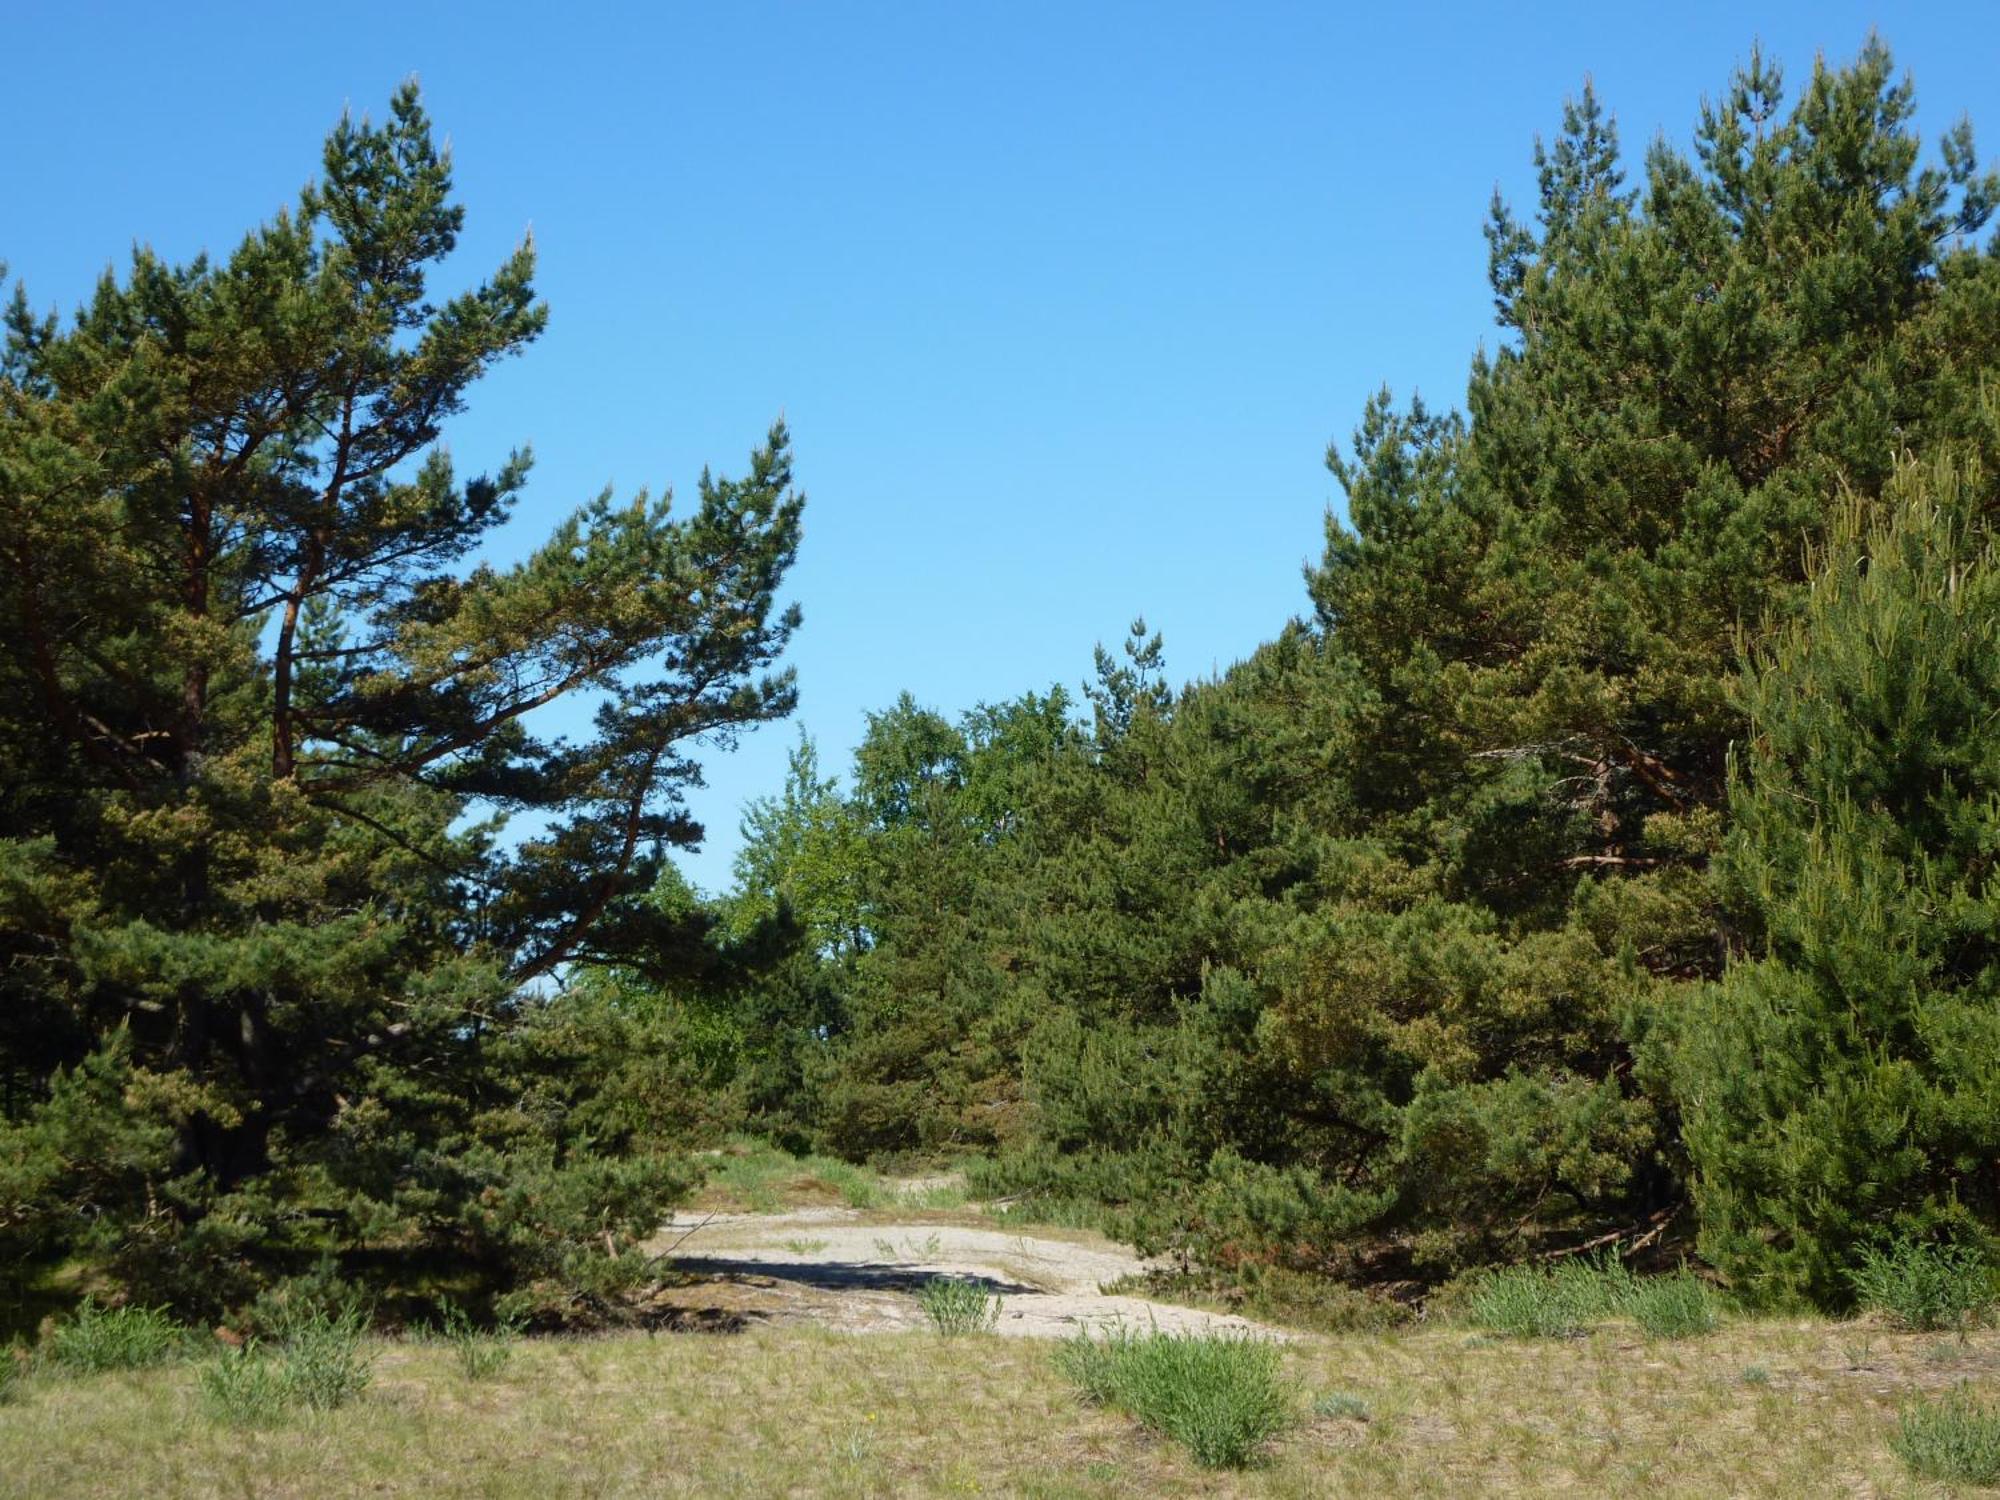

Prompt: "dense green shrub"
[1677,463,2000,1306]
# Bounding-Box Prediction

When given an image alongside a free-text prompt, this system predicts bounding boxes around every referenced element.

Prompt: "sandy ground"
[643,1204,1283,1340]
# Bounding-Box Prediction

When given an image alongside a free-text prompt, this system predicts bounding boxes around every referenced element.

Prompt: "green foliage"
[1624,1271,1721,1339]
[700,1139,887,1212]
[0,83,796,1316]
[642,40,2000,1320]
[1848,1241,1999,1333]
[1054,1327,1296,1469]
[1676,454,2000,1305]
[917,1277,1001,1336]
[263,1305,373,1412]
[1892,1386,2000,1488]
[1462,1258,1631,1340]
[43,1301,187,1373]
[196,1305,374,1423]
[1461,1256,1718,1339]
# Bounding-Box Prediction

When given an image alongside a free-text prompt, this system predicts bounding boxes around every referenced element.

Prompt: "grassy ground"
[6,1318,1995,1497]
[688,1137,973,1215]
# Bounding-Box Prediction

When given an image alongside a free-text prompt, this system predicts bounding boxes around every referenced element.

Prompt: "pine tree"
[1676,448,2000,1305]
[0,87,802,1313]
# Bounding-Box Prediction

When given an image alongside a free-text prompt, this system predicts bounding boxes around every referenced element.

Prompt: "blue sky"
[6,2,1994,890]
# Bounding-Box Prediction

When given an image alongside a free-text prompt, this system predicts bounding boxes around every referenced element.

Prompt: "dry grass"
[4,1320,1994,1496]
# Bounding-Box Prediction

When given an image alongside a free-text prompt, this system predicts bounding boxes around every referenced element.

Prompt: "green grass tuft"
[1054,1327,1296,1469]
[43,1301,187,1373]
[1463,1258,1627,1339]
[1464,1257,1719,1340]
[1849,1240,1998,1333]
[1892,1384,2000,1487]
[271,1305,373,1411]
[196,1305,375,1424]
[918,1277,1001,1336]
[1313,1389,1370,1420]
[1625,1269,1720,1339]
[438,1301,520,1380]
[197,1347,292,1426]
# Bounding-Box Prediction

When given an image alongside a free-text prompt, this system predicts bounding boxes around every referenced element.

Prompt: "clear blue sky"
[6,3,1994,890]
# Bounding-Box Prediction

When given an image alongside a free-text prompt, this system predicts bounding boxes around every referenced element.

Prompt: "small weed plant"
[44,1301,186,1373]
[1054,1327,1295,1469]
[1849,1241,1997,1333]
[919,1277,1001,1336]
[1892,1385,2000,1488]
[439,1301,520,1380]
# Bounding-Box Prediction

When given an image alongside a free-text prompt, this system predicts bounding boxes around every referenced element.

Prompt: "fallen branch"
[1533,1204,1680,1262]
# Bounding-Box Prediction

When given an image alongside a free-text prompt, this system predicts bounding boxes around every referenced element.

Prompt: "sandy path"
[646,1206,1284,1340]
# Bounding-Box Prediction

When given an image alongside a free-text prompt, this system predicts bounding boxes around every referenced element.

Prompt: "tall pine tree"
[0,86,803,1315]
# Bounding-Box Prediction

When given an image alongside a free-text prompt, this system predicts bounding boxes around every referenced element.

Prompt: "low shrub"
[43,1301,186,1373]
[918,1277,1001,1336]
[1849,1241,1997,1333]
[1054,1327,1295,1469]
[1892,1385,2000,1488]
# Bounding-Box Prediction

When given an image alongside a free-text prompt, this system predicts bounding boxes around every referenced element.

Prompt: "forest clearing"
[8,13,2000,1496]
[6,1151,1999,1497]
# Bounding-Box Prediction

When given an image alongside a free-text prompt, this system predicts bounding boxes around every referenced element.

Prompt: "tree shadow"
[673,1257,1039,1297]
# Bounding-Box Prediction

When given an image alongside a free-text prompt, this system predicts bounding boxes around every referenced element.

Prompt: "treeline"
[636,41,2000,1310]
[4,42,1999,1329]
